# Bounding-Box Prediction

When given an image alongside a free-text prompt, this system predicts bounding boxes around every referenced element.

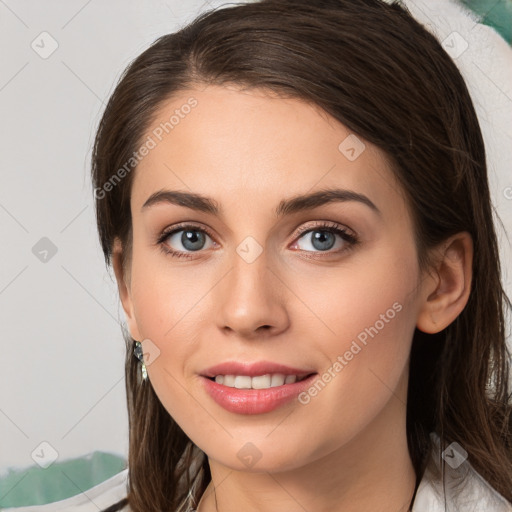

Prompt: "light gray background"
[1,0,511,474]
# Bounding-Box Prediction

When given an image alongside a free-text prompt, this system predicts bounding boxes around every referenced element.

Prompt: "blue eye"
[157,225,215,259]
[292,222,358,253]
[157,221,358,259]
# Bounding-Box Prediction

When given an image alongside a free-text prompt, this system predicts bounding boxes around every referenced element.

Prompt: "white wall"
[0,0,511,474]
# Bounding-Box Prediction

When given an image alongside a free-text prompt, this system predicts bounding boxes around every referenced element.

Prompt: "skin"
[113,84,473,512]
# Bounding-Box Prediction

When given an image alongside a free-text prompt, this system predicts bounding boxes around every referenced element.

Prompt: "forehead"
[131,84,403,219]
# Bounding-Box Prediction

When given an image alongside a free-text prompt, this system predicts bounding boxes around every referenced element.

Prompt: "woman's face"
[117,84,428,472]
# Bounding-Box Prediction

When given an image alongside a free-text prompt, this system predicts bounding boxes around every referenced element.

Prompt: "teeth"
[213,373,304,389]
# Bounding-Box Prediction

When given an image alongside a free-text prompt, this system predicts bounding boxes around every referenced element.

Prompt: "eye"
[157,224,216,259]
[291,221,359,256]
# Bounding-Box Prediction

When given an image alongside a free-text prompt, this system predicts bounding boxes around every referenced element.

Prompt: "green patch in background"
[460,0,512,43]
[0,452,126,508]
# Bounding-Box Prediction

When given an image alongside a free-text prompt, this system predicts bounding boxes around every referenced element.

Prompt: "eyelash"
[156,221,359,260]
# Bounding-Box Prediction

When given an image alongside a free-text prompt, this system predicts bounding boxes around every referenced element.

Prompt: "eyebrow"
[141,187,381,217]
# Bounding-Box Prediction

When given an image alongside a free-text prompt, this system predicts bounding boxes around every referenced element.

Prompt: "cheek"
[129,245,211,338]
[128,256,214,404]
[304,242,418,357]
[297,251,419,438]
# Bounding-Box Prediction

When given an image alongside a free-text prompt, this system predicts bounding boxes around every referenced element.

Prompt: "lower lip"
[200,374,318,414]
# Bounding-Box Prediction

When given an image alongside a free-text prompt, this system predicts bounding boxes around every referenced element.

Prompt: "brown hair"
[91,0,512,510]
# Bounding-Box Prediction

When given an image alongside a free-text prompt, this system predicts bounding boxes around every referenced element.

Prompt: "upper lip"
[200,361,317,379]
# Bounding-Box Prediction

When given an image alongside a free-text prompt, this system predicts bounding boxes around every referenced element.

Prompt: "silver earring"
[134,340,148,381]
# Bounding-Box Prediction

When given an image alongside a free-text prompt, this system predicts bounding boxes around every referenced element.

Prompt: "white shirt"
[4,434,511,512]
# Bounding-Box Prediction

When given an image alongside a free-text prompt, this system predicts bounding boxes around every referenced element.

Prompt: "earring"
[133,340,148,381]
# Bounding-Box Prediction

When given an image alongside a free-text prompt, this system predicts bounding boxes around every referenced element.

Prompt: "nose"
[214,245,290,340]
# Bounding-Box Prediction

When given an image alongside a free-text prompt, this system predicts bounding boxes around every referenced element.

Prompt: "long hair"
[91,1,512,510]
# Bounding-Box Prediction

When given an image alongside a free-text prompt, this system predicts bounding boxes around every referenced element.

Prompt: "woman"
[90,0,512,510]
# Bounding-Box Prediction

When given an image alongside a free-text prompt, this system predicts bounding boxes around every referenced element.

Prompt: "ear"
[416,232,473,334]
[112,238,142,341]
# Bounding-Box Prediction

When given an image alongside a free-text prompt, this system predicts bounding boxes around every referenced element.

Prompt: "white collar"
[412,433,512,511]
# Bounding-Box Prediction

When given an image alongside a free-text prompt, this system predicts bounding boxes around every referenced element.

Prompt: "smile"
[201,372,318,414]
[211,373,311,389]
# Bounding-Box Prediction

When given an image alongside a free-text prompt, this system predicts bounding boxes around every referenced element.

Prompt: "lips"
[200,372,318,414]
[199,360,318,414]
[200,360,316,379]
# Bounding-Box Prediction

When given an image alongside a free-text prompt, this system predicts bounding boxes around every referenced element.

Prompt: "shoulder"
[1,469,130,512]
[413,433,512,512]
